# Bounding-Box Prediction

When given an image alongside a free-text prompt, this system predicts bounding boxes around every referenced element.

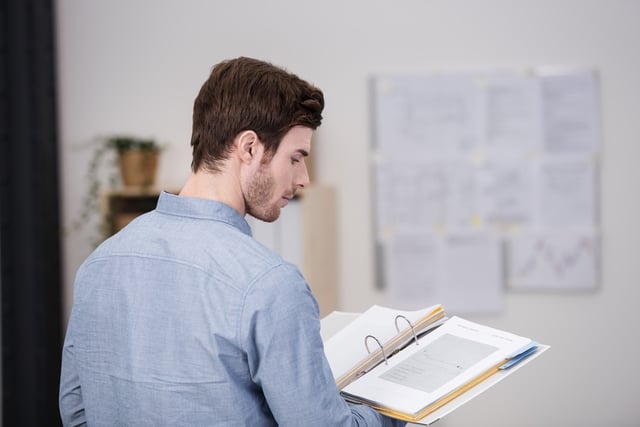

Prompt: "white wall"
[56,1,640,426]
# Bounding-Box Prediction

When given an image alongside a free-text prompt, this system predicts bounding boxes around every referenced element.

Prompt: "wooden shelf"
[102,188,163,237]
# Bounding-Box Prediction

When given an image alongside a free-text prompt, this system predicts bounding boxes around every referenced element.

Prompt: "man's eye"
[291,158,300,164]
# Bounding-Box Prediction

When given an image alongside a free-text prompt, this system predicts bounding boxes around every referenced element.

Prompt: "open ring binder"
[324,305,547,425]
[328,304,448,391]
[364,335,388,365]
[394,315,419,346]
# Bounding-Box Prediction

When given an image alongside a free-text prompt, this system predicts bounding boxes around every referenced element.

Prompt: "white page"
[477,157,535,225]
[373,74,481,160]
[342,316,532,416]
[444,161,480,228]
[535,156,597,227]
[481,73,542,156]
[323,305,441,380]
[385,231,502,315]
[539,69,600,155]
[507,230,599,290]
[385,232,442,309]
[375,162,447,230]
[441,231,503,314]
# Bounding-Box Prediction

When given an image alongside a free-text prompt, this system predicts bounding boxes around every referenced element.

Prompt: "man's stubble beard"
[245,163,280,223]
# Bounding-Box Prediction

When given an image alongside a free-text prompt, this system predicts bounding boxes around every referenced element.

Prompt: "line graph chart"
[507,232,599,290]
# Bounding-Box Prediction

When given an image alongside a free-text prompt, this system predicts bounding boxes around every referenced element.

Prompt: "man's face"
[245,126,312,222]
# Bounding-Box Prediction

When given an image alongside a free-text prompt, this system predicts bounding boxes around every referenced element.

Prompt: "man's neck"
[179,168,245,216]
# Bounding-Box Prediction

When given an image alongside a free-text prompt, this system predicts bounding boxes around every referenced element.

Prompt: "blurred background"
[2,0,639,425]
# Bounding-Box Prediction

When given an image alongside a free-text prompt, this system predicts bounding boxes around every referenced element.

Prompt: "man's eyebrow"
[296,149,309,157]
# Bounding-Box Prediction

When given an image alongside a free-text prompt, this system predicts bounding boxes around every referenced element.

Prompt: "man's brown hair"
[190,57,324,172]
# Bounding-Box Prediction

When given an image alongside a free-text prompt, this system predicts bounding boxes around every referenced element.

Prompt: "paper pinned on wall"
[477,156,536,226]
[384,231,442,306]
[506,230,599,291]
[444,161,480,228]
[372,67,601,298]
[441,232,503,313]
[481,72,543,156]
[374,161,447,231]
[539,69,600,155]
[535,156,597,227]
[373,73,481,159]
[385,231,503,314]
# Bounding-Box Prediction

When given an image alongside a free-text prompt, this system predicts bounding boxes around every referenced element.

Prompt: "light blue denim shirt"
[60,191,404,427]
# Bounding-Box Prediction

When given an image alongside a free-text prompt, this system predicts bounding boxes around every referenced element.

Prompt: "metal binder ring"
[394,315,419,346]
[364,334,388,365]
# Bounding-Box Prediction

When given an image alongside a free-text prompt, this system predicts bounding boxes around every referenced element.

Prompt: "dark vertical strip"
[0,0,63,425]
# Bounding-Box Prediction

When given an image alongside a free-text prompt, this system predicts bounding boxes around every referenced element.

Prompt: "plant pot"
[118,149,159,187]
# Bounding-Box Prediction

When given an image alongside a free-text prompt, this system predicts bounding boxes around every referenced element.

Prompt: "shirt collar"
[156,191,252,236]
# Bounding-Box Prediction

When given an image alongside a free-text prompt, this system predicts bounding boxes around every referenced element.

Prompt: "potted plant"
[109,136,161,187]
[67,135,162,245]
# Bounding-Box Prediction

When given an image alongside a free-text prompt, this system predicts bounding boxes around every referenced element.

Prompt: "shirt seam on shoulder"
[235,262,295,347]
[84,252,244,293]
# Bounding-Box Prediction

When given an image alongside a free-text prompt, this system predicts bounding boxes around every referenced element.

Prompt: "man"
[60,57,405,426]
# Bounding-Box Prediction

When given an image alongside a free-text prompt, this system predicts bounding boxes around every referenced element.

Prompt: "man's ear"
[237,130,262,164]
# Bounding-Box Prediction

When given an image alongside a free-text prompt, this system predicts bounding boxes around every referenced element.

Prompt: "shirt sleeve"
[59,322,88,427]
[240,263,406,427]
